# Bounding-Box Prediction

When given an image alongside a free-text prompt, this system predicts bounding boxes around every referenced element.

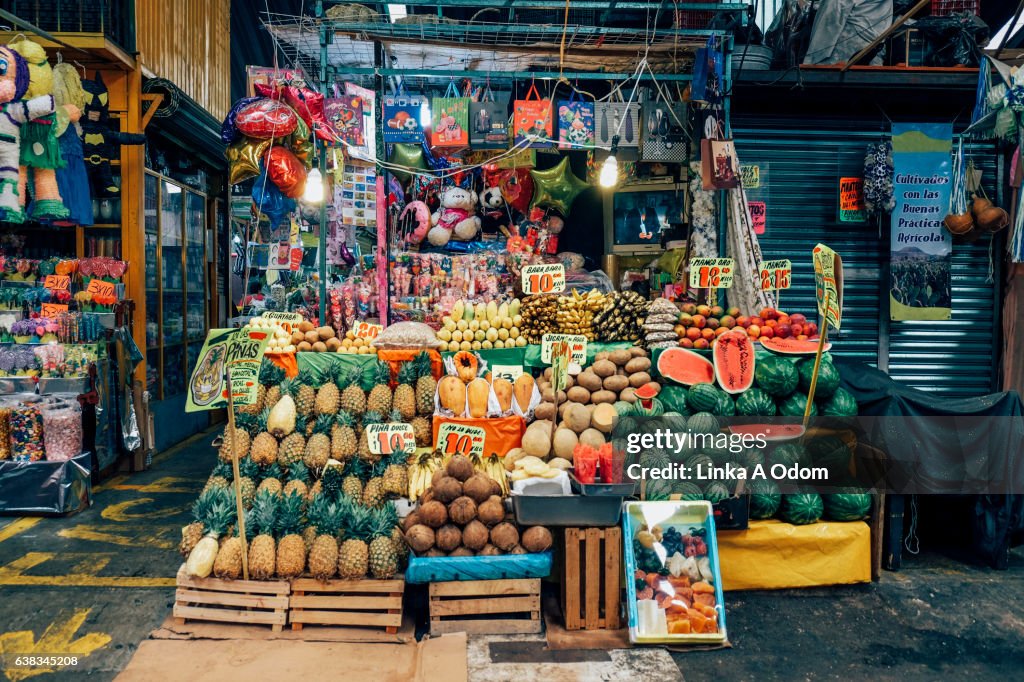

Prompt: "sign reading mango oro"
[438,422,486,459]
[689,257,735,289]
[186,328,271,412]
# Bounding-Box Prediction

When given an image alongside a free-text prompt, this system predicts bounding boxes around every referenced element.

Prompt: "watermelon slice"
[712,330,756,394]
[760,336,832,356]
[728,424,806,442]
[657,347,715,386]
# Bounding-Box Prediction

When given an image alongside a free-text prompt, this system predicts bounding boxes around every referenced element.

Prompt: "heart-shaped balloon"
[498,168,534,214]
[235,98,299,139]
[225,138,271,185]
[264,146,307,198]
[222,96,261,143]
[255,82,332,142]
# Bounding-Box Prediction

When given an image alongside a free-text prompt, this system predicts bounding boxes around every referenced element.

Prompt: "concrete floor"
[0,428,1021,681]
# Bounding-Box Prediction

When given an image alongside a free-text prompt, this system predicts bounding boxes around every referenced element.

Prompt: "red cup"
[599,448,625,484]
[575,448,598,484]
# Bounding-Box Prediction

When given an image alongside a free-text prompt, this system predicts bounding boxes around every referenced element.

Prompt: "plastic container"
[569,471,637,497]
[405,550,553,584]
[512,493,623,527]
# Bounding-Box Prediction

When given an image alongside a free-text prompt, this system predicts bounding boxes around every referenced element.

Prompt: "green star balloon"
[388,143,429,183]
[530,156,590,216]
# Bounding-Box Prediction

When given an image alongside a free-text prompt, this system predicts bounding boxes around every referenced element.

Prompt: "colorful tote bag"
[469,84,509,149]
[640,100,688,162]
[325,83,366,148]
[430,80,470,149]
[557,91,595,150]
[594,97,640,149]
[382,84,427,144]
[513,83,554,148]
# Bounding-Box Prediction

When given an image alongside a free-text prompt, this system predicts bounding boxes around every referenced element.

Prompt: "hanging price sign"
[541,333,587,364]
[366,423,416,456]
[353,321,383,339]
[758,260,792,290]
[437,423,486,459]
[812,244,844,330]
[521,263,566,294]
[85,279,116,298]
[43,275,71,290]
[491,364,523,382]
[689,257,735,289]
[40,303,68,317]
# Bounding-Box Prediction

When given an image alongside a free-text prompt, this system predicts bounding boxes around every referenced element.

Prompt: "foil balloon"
[288,115,314,168]
[530,156,589,216]
[255,82,332,142]
[264,145,307,199]
[498,168,534,214]
[388,143,428,183]
[225,138,271,185]
[235,98,298,139]
[221,96,261,144]
[252,168,296,228]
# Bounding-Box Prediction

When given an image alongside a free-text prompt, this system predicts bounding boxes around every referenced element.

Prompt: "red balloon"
[234,98,298,139]
[264,146,307,199]
[255,82,332,142]
[498,168,535,214]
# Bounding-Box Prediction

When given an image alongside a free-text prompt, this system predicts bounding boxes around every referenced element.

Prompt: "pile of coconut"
[404,454,552,557]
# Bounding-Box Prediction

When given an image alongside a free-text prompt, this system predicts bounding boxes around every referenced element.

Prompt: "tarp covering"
[405,550,552,584]
[0,451,92,515]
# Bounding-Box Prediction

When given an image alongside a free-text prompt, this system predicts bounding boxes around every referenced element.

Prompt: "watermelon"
[713,330,756,394]
[687,382,720,413]
[749,480,781,519]
[613,401,635,417]
[633,397,665,418]
[659,385,691,414]
[772,442,809,468]
[685,452,715,472]
[806,435,851,476]
[754,356,799,397]
[728,423,806,442]
[640,450,672,470]
[779,493,823,525]
[715,392,736,417]
[797,358,840,399]
[703,481,731,504]
[735,388,777,417]
[615,415,638,435]
[760,337,832,356]
[738,447,765,470]
[819,387,858,417]
[778,392,817,417]
[645,479,674,501]
[657,347,716,386]
[671,481,704,501]
[687,412,719,436]
[824,491,872,521]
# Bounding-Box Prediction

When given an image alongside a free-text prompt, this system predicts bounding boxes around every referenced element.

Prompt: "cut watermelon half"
[760,336,832,356]
[713,330,756,394]
[657,347,715,386]
[728,424,806,442]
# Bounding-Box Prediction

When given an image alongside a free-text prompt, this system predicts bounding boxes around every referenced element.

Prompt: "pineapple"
[362,459,387,508]
[391,525,409,570]
[303,415,333,470]
[275,490,308,579]
[237,385,265,417]
[337,500,371,579]
[339,368,367,417]
[250,409,279,465]
[218,426,250,463]
[393,362,417,421]
[295,369,319,420]
[368,504,400,579]
[341,458,366,500]
[268,380,298,438]
[321,464,344,501]
[185,487,237,578]
[382,450,409,497]
[203,474,230,493]
[414,351,437,416]
[180,487,217,558]
[411,416,431,448]
[278,426,307,467]
[358,411,384,462]
[331,411,357,462]
[306,494,342,580]
[366,361,393,416]
[283,461,311,500]
[248,490,279,579]
[213,505,252,580]
[237,457,259,508]
[257,462,283,497]
[315,365,341,417]
[264,384,282,411]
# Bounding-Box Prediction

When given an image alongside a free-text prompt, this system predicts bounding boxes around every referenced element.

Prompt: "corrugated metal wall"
[733,117,1002,398]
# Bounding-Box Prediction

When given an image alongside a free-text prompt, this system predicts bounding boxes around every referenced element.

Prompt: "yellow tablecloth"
[717,519,871,591]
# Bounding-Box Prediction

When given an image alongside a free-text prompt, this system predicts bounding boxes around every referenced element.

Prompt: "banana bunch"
[554,289,606,341]
[408,451,442,501]
[473,452,510,497]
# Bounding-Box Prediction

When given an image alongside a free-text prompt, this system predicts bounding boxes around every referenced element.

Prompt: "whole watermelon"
[687,412,720,436]
[715,392,736,417]
[738,447,765,470]
[779,493,823,525]
[748,479,781,519]
[772,442,809,468]
[806,435,851,476]
[645,478,674,501]
[735,388,777,417]
[614,401,636,417]
[824,491,872,521]
[819,387,858,417]
[703,481,732,504]
[754,356,799,397]
[796,358,840,399]
[778,392,817,417]
[659,385,691,415]
[687,382,720,413]
[671,481,704,501]
[640,450,672,471]
[685,452,715,473]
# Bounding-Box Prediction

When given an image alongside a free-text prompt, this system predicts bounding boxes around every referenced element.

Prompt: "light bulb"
[304,168,324,203]
[599,154,618,188]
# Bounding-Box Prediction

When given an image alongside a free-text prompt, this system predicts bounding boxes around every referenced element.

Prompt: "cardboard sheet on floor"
[151,610,415,643]
[117,633,467,682]
[717,519,871,591]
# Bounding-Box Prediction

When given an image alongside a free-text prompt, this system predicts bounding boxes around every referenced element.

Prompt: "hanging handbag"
[382,83,427,144]
[430,80,470,149]
[469,83,510,150]
[557,89,595,150]
[700,116,739,190]
[594,91,640,152]
[640,97,688,163]
[691,37,724,105]
[513,82,554,148]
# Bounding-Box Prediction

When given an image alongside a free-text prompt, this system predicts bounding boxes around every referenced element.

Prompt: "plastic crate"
[930,0,980,16]
[674,1,720,29]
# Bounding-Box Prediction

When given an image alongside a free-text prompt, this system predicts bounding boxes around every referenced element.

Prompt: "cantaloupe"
[591,403,617,433]
[553,428,578,459]
[565,403,591,433]
[467,378,490,418]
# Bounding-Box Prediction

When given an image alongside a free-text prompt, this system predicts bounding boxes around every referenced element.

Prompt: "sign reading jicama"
[521,263,566,294]
[689,257,735,289]
[437,422,486,459]
[540,333,587,365]
[812,244,844,330]
[366,423,415,455]
[186,328,271,412]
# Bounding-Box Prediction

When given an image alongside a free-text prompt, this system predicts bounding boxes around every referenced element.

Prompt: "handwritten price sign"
[491,364,523,382]
[521,263,566,295]
[689,257,735,289]
[43,275,71,291]
[540,333,587,364]
[85,279,115,298]
[40,303,68,317]
[353,321,383,339]
[758,259,792,290]
[365,423,416,456]
[437,423,485,459]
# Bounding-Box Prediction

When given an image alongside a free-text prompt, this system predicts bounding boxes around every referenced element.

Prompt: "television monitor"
[603,182,686,255]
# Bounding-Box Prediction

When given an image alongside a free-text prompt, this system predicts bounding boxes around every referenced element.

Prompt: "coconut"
[489,477,502,497]
[446,454,475,481]
[420,489,436,504]
[522,526,553,553]
[405,524,435,553]
[433,476,463,504]
[463,474,494,504]
[435,524,463,552]
[509,545,528,555]
[478,543,501,556]
[461,520,489,550]
[448,547,475,557]
[490,522,520,552]
[419,500,449,528]
[431,468,449,487]
[448,496,478,525]
[401,511,422,532]
[478,496,505,526]
[425,548,446,558]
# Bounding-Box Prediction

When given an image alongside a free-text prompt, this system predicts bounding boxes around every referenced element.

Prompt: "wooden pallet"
[562,527,621,630]
[289,577,404,632]
[429,578,541,636]
[173,565,290,632]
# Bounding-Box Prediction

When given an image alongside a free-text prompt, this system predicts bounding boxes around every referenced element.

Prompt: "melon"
[772,442,809,468]
[685,452,714,472]
[824,490,872,521]
[633,397,665,418]
[687,412,719,436]
[686,382,720,413]
[670,481,704,501]
[645,479,674,501]
[657,347,715,386]
[796,358,840,399]
[748,479,781,519]
[778,393,816,418]
[640,450,671,470]
[734,388,777,417]
[703,481,731,504]
[659,385,691,414]
[712,330,756,394]
[754,356,799,397]
[715,393,736,417]
[761,336,832,356]
[613,401,635,417]
[779,493,823,525]
[819,387,858,417]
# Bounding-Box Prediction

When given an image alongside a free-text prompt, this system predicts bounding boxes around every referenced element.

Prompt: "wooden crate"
[289,577,404,632]
[173,565,290,632]
[429,578,541,636]
[561,527,622,630]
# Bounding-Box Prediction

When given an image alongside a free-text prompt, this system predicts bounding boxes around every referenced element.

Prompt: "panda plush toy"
[479,184,512,238]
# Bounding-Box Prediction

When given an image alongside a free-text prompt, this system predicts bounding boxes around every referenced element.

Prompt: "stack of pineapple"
[181,351,441,581]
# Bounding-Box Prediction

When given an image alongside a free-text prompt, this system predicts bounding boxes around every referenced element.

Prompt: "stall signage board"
[41,303,69,317]
[689,257,734,289]
[812,244,844,330]
[540,334,587,365]
[186,328,271,412]
[740,165,760,189]
[438,422,486,459]
[491,364,523,381]
[261,311,303,333]
[758,259,792,290]
[353,321,383,339]
[43,275,71,290]
[839,177,867,222]
[521,263,566,294]
[86,279,115,298]
[749,201,766,234]
[366,423,416,456]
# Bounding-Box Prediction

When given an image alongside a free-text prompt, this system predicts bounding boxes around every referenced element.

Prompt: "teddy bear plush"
[428,186,480,246]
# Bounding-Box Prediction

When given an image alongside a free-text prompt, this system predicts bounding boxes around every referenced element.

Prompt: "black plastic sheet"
[0,452,92,515]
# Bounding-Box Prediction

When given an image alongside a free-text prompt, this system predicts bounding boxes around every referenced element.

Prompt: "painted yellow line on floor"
[0,608,111,682]
[0,518,41,544]
[0,552,176,588]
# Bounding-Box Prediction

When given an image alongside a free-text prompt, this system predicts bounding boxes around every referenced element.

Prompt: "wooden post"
[224,364,249,581]
[802,291,830,429]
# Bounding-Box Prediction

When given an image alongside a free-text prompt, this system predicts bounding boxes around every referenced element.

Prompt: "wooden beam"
[840,0,929,72]
[140,94,164,130]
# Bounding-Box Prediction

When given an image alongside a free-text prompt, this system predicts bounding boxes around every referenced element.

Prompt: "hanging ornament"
[497,168,534,214]
[255,82,332,141]
[252,167,296,228]
[264,145,307,198]
[221,96,261,144]
[388,143,429,183]
[225,138,271,185]
[529,156,589,215]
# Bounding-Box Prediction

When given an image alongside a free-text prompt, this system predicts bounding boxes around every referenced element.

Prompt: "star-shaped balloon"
[389,143,429,183]
[530,156,589,216]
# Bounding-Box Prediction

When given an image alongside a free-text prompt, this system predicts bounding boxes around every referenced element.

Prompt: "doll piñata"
[50,63,91,225]
[81,71,146,197]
